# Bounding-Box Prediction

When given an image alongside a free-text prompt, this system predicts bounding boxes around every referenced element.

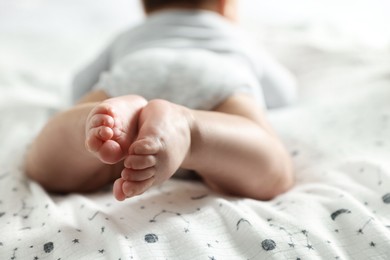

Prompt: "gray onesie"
[73,10,297,109]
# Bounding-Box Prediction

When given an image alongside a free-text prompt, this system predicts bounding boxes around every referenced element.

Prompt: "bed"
[1,0,389,259]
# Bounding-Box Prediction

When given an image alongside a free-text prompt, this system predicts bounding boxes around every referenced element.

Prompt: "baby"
[25,0,296,201]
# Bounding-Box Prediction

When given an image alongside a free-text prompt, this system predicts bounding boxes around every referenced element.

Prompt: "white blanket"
[1,1,389,259]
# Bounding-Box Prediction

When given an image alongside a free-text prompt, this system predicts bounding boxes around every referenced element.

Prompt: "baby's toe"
[97,140,123,164]
[98,126,114,141]
[124,155,156,169]
[122,168,155,182]
[122,177,155,198]
[113,178,126,201]
[131,137,162,155]
[86,127,103,151]
[86,126,114,150]
[90,104,116,118]
[89,114,115,128]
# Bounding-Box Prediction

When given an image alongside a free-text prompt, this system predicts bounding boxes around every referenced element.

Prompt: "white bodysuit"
[72,10,297,109]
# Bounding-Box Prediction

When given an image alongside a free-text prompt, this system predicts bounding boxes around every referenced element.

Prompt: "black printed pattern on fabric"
[0,166,389,259]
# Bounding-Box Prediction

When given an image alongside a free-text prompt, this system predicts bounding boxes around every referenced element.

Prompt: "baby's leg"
[26,92,146,193]
[85,95,147,164]
[113,99,192,201]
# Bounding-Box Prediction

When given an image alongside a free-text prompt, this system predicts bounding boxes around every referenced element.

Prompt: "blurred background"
[0,0,389,105]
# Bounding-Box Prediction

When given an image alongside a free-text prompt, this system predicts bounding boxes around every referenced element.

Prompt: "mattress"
[1,0,389,259]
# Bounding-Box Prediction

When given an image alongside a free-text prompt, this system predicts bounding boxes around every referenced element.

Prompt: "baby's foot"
[85,95,147,164]
[113,99,192,201]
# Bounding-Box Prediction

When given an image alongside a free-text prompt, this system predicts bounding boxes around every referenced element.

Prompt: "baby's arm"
[183,93,294,200]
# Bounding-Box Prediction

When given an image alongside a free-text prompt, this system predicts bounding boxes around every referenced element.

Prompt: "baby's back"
[94,10,265,109]
[74,10,296,108]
